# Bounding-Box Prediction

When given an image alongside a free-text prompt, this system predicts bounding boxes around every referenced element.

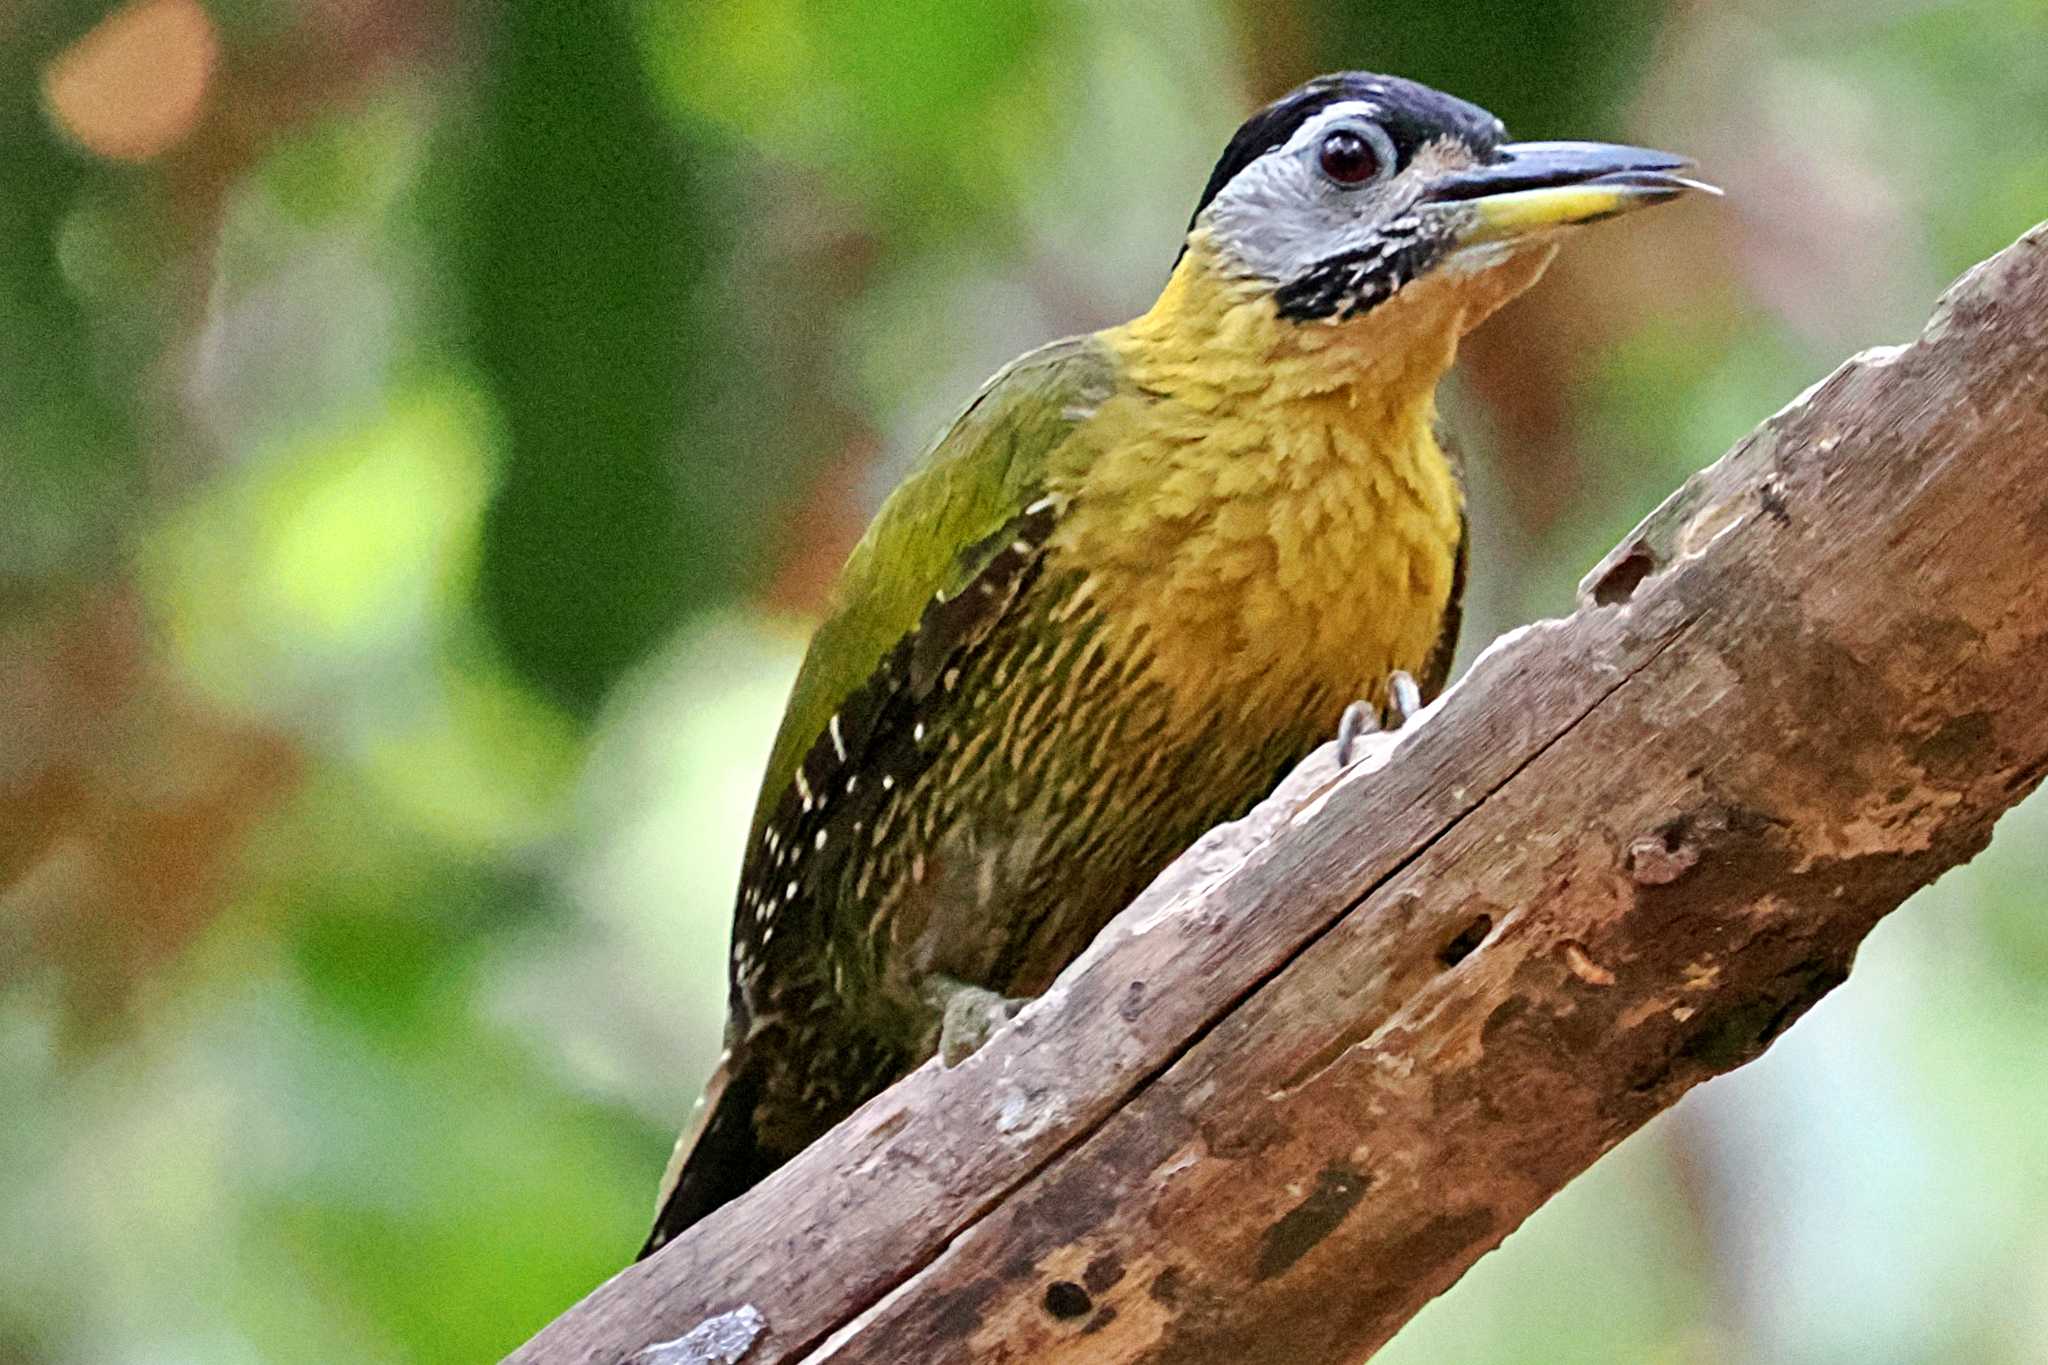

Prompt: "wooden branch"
[509,222,2048,1365]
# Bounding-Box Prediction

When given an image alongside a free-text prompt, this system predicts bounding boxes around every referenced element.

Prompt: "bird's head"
[1179,72,1708,334]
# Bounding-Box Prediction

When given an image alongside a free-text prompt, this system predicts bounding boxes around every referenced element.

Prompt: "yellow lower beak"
[1462,179,1704,242]
[1424,140,1716,245]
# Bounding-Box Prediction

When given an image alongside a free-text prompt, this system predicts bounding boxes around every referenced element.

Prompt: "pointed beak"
[1419,140,1718,244]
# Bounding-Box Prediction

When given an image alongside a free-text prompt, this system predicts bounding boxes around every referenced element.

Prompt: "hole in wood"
[1044,1280,1092,1320]
[1437,914,1494,969]
[1591,543,1657,606]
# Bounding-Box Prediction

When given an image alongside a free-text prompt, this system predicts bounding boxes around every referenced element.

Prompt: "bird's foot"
[927,976,1031,1066]
[1336,670,1424,765]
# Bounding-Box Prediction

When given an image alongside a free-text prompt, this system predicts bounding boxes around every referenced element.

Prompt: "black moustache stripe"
[1271,216,1451,323]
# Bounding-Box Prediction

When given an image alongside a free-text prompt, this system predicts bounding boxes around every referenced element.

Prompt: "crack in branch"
[795,609,1701,1361]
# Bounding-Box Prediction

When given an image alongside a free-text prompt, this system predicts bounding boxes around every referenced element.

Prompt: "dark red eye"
[1318,129,1381,186]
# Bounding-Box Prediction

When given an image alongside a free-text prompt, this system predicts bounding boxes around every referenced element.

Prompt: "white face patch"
[1199,101,1405,284]
[1199,102,1505,308]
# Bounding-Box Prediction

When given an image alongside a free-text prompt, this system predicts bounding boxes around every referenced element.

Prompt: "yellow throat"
[1049,229,1556,725]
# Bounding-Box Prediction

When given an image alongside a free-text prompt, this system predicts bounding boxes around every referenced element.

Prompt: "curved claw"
[1387,671,1423,729]
[1337,672,1425,767]
[1336,700,1379,766]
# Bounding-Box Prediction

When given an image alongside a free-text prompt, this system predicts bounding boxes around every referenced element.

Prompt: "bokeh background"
[4,0,2047,1360]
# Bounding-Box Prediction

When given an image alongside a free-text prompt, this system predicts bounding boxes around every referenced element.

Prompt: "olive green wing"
[748,334,1118,850]
[649,335,1117,1253]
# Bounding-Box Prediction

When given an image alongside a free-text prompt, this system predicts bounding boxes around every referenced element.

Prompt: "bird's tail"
[638,1052,777,1260]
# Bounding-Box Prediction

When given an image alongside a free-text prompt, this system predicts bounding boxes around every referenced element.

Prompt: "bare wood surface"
[509,222,2048,1365]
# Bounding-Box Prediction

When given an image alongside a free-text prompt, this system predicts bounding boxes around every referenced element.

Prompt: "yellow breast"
[1045,230,1525,727]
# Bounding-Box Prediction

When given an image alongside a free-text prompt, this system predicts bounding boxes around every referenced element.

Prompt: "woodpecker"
[643,71,1706,1256]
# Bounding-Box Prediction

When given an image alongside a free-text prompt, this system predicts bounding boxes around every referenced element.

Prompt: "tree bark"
[508,221,2048,1365]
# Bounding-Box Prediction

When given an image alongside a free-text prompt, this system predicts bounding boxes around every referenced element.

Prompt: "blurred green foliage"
[2,1,2045,1362]
[460,0,721,714]
[1310,0,1660,134]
